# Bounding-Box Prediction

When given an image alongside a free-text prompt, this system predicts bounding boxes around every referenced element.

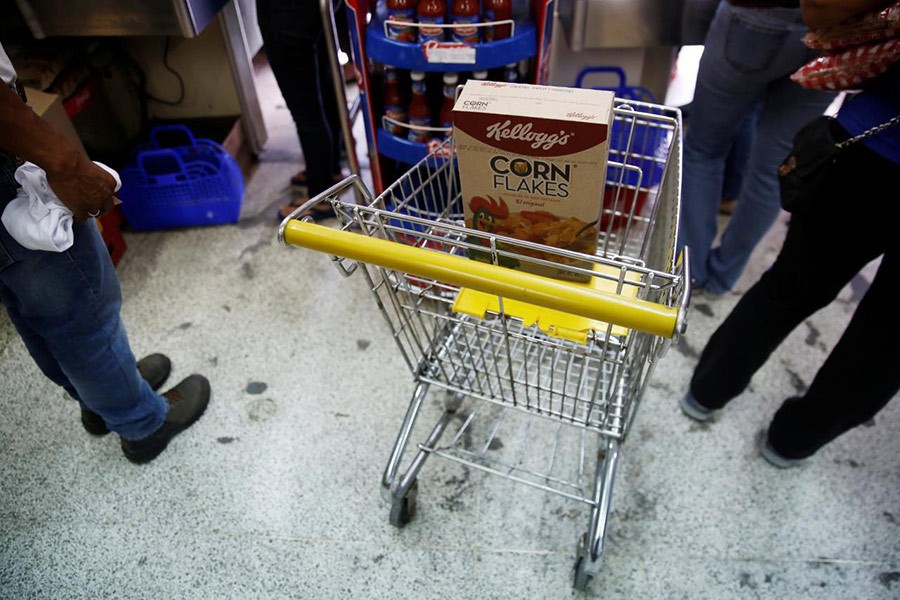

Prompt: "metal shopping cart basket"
[278,99,689,590]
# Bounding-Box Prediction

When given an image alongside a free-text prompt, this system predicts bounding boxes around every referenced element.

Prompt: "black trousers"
[690,124,900,459]
[257,0,342,196]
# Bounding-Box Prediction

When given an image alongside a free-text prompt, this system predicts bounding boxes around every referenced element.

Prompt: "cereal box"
[452,80,615,282]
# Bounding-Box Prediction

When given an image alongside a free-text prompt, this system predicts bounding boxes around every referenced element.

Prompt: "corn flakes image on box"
[452,80,615,282]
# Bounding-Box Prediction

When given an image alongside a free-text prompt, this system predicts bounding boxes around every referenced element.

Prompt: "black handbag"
[778,114,900,213]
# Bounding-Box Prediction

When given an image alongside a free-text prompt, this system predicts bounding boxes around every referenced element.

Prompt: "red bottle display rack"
[342,0,556,194]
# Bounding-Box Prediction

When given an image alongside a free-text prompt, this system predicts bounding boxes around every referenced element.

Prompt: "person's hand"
[46,153,118,222]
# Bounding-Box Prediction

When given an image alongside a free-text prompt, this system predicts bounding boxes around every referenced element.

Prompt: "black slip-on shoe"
[679,391,716,423]
[81,354,173,436]
[121,374,211,464]
[758,430,807,469]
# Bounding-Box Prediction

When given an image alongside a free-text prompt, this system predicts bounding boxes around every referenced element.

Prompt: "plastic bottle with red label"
[482,0,512,42]
[407,71,431,143]
[439,72,459,136]
[386,0,417,42]
[450,0,480,44]
[518,59,530,82]
[417,0,447,43]
[471,69,488,83]
[384,66,407,136]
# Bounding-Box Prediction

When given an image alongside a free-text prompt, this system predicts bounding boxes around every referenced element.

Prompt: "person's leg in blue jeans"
[705,76,834,293]
[679,3,833,292]
[0,205,168,440]
[721,107,757,203]
[1,151,209,463]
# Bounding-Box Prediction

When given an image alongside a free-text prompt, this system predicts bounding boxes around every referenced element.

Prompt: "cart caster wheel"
[573,532,598,591]
[389,479,418,528]
[444,391,464,412]
[573,556,592,591]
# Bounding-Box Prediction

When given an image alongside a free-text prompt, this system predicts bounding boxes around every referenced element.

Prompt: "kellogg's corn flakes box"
[453,80,615,282]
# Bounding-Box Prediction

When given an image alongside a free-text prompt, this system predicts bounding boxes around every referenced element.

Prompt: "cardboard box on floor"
[24,86,88,157]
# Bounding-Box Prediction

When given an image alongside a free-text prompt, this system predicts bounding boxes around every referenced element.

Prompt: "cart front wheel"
[573,532,600,591]
[573,556,592,591]
[389,479,418,528]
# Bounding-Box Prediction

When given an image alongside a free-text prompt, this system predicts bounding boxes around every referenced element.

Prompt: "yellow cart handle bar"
[283,220,682,339]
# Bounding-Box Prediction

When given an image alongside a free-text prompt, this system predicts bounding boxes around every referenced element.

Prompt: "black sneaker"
[80,354,172,436]
[121,374,211,464]
[758,430,807,469]
[679,391,716,422]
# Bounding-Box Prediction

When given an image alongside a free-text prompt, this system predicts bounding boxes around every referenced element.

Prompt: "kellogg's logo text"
[484,120,574,150]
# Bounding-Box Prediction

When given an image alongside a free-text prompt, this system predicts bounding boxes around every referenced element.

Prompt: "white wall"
[126,22,241,119]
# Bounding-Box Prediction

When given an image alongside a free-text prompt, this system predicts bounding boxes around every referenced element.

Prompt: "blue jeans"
[721,105,757,201]
[0,152,167,440]
[679,2,835,294]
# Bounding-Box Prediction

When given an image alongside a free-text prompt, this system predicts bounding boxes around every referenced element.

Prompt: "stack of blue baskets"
[575,66,667,190]
[119,125,244,231]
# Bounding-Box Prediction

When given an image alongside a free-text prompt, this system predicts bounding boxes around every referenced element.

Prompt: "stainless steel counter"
[14,0,230,38]
[558,0,686,51]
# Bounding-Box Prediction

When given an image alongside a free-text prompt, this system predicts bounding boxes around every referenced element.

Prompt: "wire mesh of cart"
[278,98,689,591]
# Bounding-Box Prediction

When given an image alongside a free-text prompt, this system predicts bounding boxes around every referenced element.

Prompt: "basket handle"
[575,66,628,90]
[575,66,658,103]
[137,149,187,179]
[150,125,198,150]
[280,220,681,339]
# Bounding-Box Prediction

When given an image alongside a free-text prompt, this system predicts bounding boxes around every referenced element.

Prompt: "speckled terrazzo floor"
[1,61,898,600]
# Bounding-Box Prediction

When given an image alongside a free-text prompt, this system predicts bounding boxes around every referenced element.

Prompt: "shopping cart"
[278,99,689,590]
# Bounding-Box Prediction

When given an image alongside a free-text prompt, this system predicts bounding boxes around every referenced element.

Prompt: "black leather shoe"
[121,374,211,464]
[136,353,173,391]
[80,354,173,436]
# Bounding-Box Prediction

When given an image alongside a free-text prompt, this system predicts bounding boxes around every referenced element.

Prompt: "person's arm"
[0,83,116,221]
[800,0,893,30]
